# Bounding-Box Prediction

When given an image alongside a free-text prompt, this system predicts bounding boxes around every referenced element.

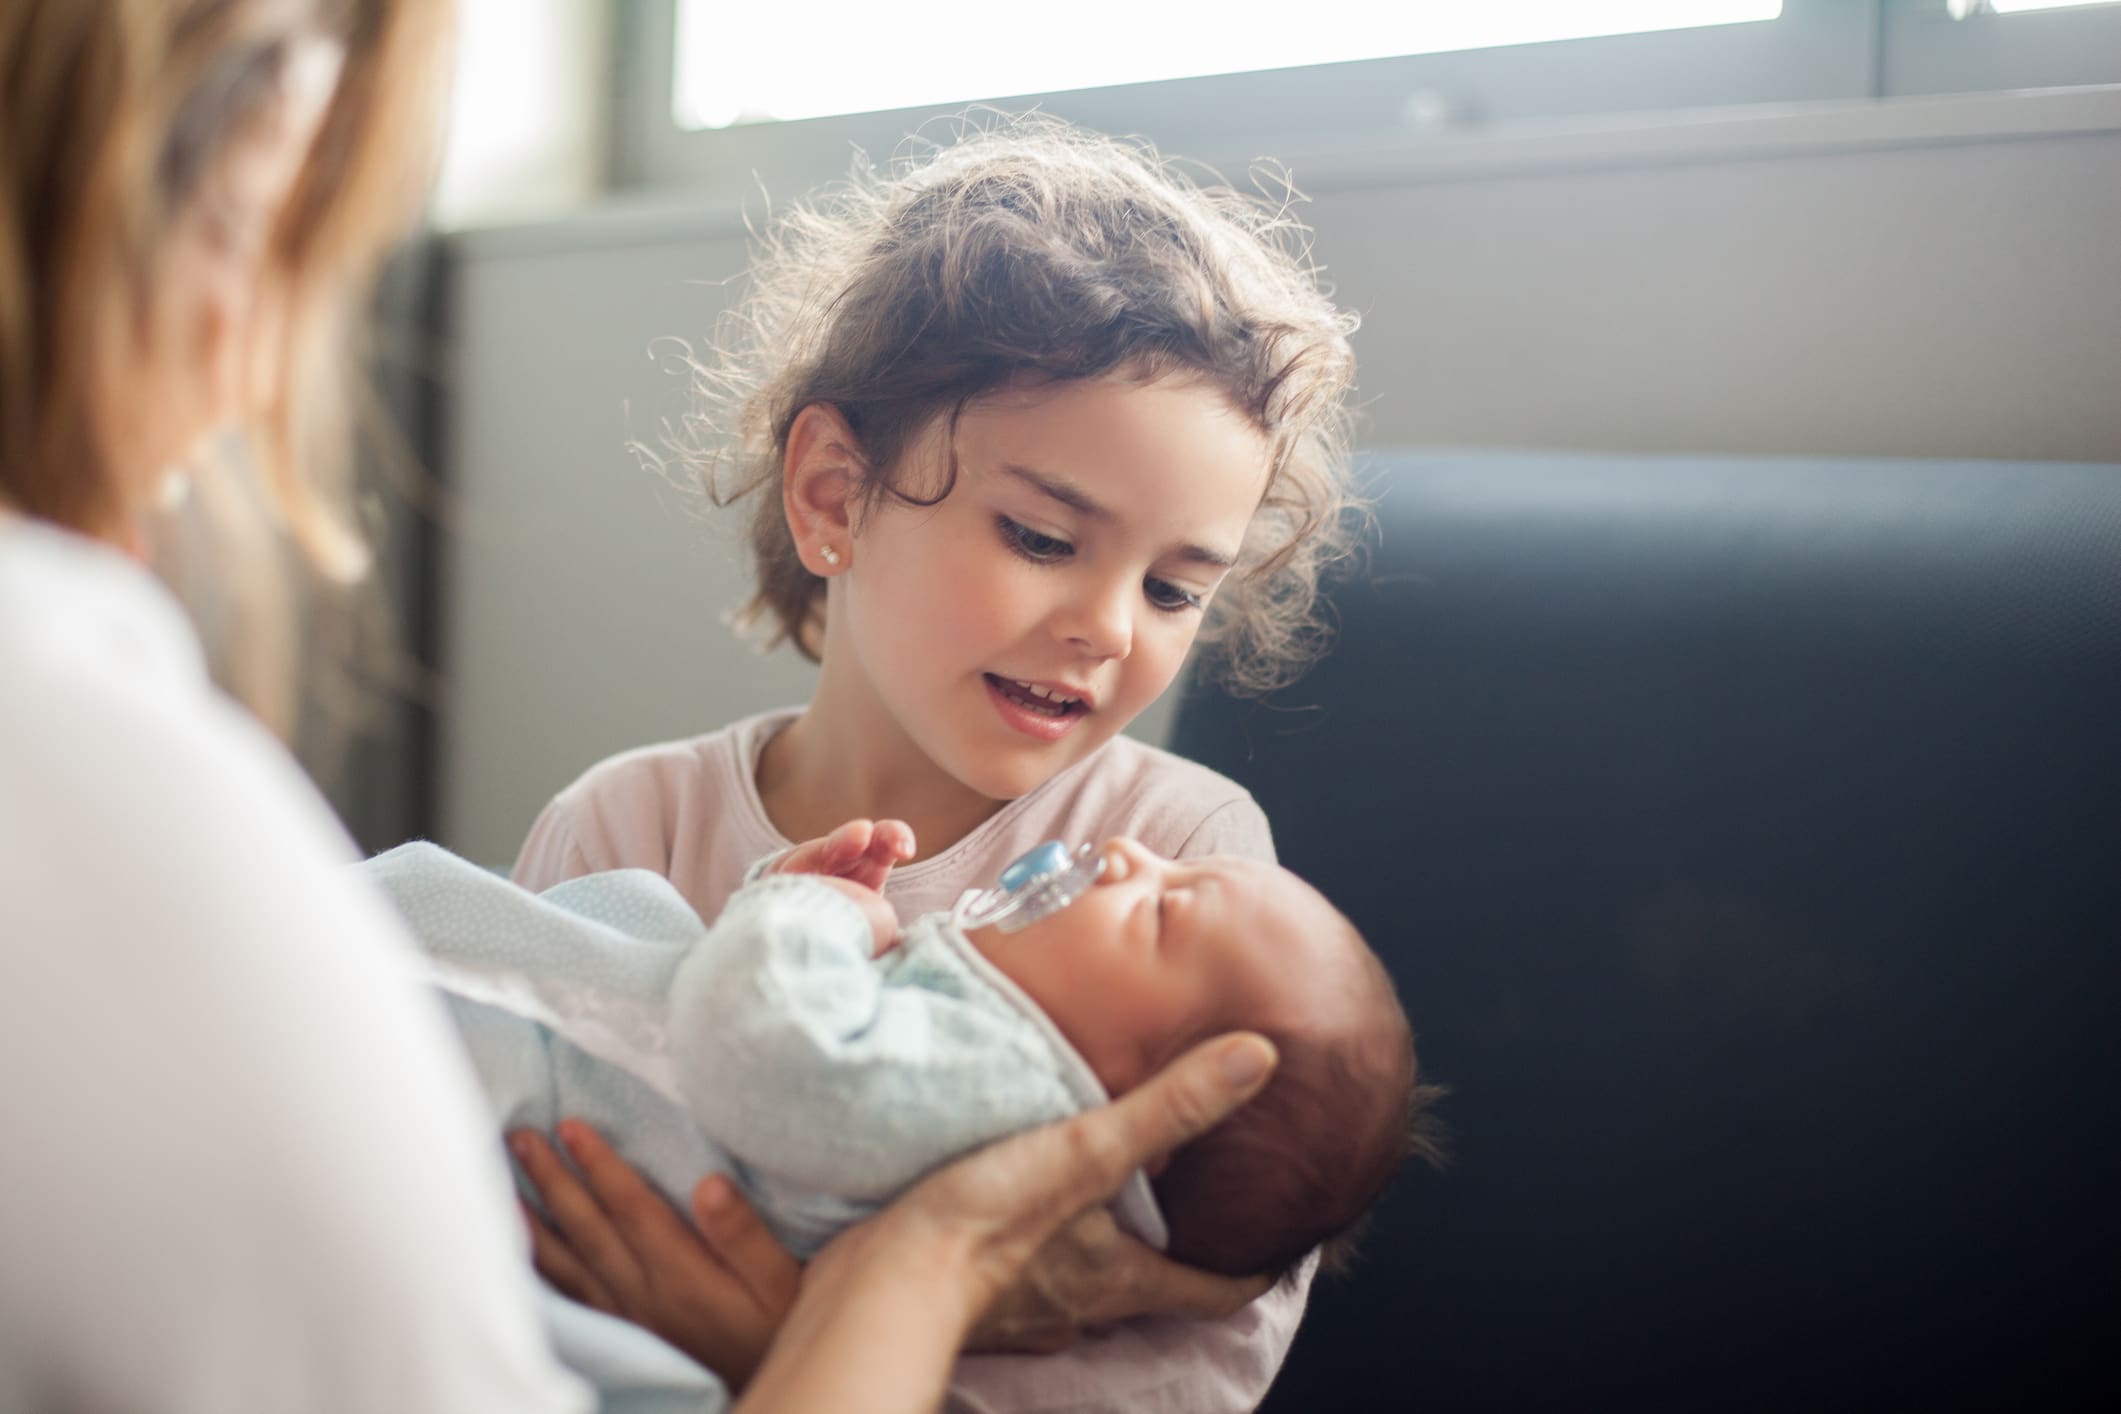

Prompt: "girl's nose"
[1058,575,1134,661]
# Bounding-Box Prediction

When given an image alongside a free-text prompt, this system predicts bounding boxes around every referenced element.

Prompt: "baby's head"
[970,838,1437,1277]
[677,115,1361,700]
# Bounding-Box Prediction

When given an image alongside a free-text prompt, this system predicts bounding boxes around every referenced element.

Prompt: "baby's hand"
[770,820,914,955]
[772,819,916,893]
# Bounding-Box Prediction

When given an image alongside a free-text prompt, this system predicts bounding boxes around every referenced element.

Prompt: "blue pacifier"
[959,839,1105,933]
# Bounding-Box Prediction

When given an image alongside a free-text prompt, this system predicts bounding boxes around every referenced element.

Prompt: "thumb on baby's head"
[1045,1033,1278,1215]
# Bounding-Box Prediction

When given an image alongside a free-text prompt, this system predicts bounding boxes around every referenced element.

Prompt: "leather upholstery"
[1173,451,2121,1411]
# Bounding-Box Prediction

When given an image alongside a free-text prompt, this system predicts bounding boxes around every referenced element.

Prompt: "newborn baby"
[366,824,1431,1280]
[757,820,1429,1276]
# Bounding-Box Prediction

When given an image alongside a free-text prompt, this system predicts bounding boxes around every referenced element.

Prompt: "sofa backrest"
[1172,451,2121,1411]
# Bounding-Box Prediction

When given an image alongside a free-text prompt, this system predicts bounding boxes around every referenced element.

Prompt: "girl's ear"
[784,403,865,575]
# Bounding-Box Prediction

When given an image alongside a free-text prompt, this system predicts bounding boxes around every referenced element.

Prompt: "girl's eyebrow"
[1003,462,1106,518]
[1000,462,1238,570]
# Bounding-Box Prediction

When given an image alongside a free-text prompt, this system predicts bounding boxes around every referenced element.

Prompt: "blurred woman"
[0,4,1273,1409]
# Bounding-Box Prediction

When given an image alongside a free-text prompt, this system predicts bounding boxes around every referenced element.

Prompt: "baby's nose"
[1100,836,1153,880]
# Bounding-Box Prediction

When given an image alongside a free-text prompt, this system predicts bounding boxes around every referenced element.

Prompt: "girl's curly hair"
[675,115,1361,695]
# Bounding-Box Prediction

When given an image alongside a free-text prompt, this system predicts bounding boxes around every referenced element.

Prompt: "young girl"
[512,119,1362,1411]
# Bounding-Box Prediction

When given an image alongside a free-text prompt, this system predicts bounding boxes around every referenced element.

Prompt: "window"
[1884,0,2121,96]
[1980,1,2117,13]
[672,1,1783,131]
[613,0,2121,197]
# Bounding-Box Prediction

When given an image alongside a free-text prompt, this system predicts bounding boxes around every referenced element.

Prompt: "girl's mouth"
[986,674,1088,716]
[984,674,1091,739]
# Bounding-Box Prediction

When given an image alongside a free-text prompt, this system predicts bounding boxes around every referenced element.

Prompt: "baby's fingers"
[873,819,916,863]
[846,819,917,890]
[777,820,873,876]
[819,819,876,872]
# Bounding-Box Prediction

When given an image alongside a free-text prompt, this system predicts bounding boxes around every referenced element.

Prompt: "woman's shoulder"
[0,521,291,855]
[0,531,593,1414]
[1,523,390,951]
[0,516,206,691]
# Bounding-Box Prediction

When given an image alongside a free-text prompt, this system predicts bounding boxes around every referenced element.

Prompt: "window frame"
[612,0,2121,201]
[1883,0,2121,95]
[612,0,1880,195]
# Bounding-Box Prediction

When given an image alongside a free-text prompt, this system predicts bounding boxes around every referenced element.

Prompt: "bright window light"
[1983,1,2118,12]
[673,1,1783,130]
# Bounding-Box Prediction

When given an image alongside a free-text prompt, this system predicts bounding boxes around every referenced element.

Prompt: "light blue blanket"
[361,843,1165,1410]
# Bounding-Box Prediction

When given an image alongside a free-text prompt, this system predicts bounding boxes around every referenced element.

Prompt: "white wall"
[432,0,610,229]
[1321,106,2121,460]
[434,91,2121,865]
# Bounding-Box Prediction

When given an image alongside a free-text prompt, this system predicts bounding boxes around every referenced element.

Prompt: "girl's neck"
[757,672,1007,863]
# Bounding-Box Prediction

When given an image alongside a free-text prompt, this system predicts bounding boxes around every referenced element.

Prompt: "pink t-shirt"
[514,707,1311,1414]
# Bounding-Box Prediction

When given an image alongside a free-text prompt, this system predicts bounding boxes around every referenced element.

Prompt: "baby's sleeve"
[669,878,1074,1201]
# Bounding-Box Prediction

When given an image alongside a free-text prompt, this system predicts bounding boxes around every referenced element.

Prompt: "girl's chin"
[951,731,1113,803]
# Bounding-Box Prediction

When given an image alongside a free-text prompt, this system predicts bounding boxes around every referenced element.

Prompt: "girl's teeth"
[1014,680,1079,706]
[998,676,1080,715]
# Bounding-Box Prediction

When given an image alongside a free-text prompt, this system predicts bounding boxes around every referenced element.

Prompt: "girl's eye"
[1145,577,1205,614]
[998,516,1073,563]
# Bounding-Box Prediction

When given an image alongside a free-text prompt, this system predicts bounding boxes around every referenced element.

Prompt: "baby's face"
[969,839,1347,1095]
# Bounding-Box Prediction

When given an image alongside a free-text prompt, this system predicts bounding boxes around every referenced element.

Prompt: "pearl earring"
[156,466,193,511]
[819,544,842,568]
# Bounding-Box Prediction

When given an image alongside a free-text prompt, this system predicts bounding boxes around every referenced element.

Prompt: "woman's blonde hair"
[681,117,1362,696]
[0,0,449,723]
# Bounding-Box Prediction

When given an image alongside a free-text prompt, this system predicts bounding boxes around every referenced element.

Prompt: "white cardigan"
[0,516,587,1413]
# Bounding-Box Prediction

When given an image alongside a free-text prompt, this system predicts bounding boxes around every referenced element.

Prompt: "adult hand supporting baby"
[965,1203,1274,1354]
[512,1121,799,1389]
[514,1033,1279,1404]
[737,1031,1281,1414]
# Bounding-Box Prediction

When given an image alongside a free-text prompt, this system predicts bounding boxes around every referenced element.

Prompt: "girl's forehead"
[962,371,1257,435]
[954,381,1270,514]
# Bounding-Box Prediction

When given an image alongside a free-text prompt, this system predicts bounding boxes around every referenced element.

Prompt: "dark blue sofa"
[1172,451,2121,1412]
